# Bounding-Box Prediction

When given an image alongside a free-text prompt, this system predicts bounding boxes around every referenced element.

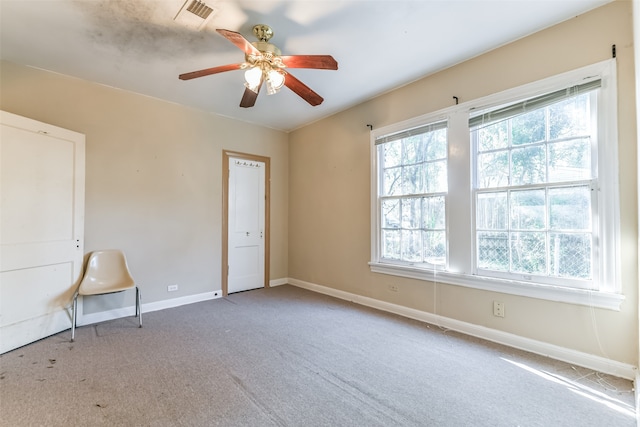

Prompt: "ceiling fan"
[179,24,338,108]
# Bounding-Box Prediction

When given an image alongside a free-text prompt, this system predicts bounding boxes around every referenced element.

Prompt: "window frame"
[370,59,624,310]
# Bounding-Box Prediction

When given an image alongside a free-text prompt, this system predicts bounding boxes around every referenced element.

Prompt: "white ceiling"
[1,0,611,132]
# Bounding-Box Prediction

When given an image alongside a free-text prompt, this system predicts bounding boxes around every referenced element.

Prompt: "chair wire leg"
[71,292,78,342]
[136,287,142,328]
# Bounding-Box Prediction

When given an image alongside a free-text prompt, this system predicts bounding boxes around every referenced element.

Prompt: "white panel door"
[227,157,265,294]
[0,111,85,353]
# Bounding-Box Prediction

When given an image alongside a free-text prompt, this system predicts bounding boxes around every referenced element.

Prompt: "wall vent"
[174,0,216,31]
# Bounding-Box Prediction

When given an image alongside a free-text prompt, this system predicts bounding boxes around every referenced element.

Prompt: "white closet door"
[0,111,85,353]
[227,157,265,294]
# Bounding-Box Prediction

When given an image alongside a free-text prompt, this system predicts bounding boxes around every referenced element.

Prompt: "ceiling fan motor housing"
[246,25,282,65]
[250,41,281,57]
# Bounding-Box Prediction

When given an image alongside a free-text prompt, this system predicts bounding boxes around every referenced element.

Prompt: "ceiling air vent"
[174,0,216,31]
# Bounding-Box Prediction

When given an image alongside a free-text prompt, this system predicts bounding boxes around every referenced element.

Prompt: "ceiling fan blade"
[179,63,243,80]
[284,72,324,106]
[217,29,262,57]
[240,85,261,108]
[280,55,338,70]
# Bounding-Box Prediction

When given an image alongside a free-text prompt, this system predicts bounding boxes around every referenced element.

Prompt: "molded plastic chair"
[71,250,142,341]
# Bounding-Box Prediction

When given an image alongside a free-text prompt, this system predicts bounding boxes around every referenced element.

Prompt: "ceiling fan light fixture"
[266,69,285,95]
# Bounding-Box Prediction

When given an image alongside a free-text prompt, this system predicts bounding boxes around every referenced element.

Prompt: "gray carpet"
[0,285,635,426]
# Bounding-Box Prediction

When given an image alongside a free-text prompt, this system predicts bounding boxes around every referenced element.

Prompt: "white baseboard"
[77,279,292,327]
[78,290,222,327]
[269,278,288,287]
[142,290,222,314]
[287,278,637,381]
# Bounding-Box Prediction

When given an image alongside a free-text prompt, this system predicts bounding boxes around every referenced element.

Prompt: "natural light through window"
[370,60,623,310]
[500,358,635,419]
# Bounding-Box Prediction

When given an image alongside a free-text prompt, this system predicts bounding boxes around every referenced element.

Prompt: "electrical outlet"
[493,301,505,317]
[388,284,399,292]
[168,284,178,292]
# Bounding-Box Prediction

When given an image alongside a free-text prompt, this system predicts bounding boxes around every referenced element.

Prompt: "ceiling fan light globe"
[244,66,262,91]
[266,80,279,95]
[266,69,285,95]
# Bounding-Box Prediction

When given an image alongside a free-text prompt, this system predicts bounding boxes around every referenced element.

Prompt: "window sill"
[369,262,625,311]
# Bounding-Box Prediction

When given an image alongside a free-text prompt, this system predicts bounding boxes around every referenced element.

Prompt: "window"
[377,121,448,268]
[370,60,623,310]
[471,81,599,289]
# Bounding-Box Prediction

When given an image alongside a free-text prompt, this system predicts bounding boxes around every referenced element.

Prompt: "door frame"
[222,150,270,296]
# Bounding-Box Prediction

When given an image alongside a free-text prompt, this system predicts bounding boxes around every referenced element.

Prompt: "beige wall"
[0,61,289,312]
[289,1,638,365]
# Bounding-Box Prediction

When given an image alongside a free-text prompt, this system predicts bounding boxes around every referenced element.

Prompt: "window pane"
[548,139,591,182]
[425,160,447,192]
[381,199,400,229]
[401,197,421,229]
[549,233,591,279]
[478,121,508,151]
[510,232,546,274]
[382,230,401,260]
[401,230,422,262]
[423,230,446,265]
[549,94,590,140]
[478,151,509,188]
[382,167,401,196]
[511,145,546,185]
[512,109,545,145]
[477,192,507,230]
[510,189,545,230]
[422,196,445,229]
[402,164,424,194]
[403,136,424,164]
[383,141,402,168]
[477,231,509,271]
[549,186,591,230]
[425,128,448,161]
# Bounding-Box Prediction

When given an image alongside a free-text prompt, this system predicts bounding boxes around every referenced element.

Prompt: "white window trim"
[370,59,624,311]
